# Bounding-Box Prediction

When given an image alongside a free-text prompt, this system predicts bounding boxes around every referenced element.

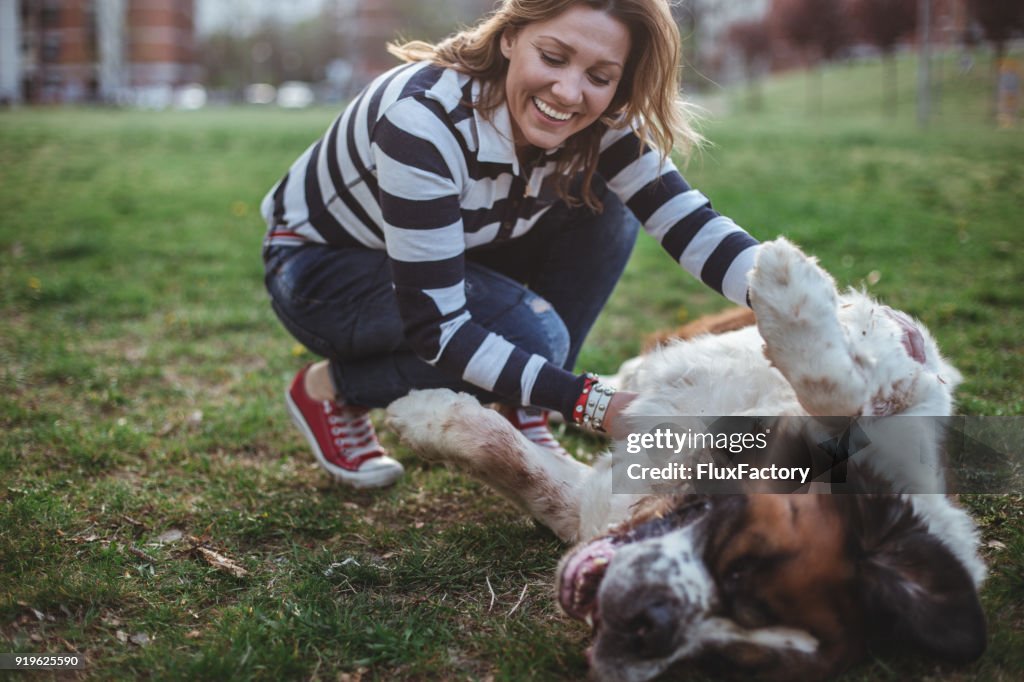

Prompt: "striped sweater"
[261,61,759,418]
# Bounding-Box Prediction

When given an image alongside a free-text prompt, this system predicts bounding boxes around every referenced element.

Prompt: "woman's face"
[500,5,630,152]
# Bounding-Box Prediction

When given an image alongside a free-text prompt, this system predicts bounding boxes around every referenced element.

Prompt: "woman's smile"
[533,97,574,122]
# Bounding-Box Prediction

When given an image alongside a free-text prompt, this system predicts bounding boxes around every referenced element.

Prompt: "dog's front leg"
[749,238,871,417]
[387,389,592,542]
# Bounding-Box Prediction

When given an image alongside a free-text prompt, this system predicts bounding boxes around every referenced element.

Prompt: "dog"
[386,238,986,681]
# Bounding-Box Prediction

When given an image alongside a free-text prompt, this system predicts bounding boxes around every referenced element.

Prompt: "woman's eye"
[589,74,611,86]
[540,52,565,66]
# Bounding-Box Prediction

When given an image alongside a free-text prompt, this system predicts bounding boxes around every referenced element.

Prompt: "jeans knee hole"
[529,297,553,314]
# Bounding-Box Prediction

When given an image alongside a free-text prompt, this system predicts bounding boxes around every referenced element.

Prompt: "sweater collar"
[471,80,561,175]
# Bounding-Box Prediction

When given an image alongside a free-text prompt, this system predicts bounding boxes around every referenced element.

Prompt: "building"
[0,0,198,105]
[335,0,492,91]
[695,0,973,85]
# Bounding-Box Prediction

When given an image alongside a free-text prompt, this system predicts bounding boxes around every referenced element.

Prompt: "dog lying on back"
[386,238,986,681]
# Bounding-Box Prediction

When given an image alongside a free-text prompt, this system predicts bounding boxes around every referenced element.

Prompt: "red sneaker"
[505,407,572,457]
[285,365,404,488]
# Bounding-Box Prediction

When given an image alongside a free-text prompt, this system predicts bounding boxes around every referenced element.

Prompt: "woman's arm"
[597,126,760,307]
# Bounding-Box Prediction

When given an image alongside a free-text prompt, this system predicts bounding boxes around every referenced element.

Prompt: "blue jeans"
[263,178,640,409]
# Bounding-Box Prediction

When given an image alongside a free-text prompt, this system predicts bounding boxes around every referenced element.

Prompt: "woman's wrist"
[571,373,617,433]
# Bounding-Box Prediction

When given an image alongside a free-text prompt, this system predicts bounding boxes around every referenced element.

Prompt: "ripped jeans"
[263,179,640,409]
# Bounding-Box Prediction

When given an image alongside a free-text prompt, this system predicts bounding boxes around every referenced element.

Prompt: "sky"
[196,0,331,34]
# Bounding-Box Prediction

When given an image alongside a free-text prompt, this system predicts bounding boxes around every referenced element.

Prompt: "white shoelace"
[324,401,385,460]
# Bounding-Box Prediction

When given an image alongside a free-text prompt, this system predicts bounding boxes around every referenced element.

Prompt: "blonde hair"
[388,0,702,211]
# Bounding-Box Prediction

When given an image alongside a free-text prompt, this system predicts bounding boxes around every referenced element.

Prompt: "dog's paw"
[749,237,835,335]
[386,389,479,461]
[749,237,838,322]
[385,388,458,457]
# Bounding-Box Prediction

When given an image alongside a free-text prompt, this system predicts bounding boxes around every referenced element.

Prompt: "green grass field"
[1,50,1022,680]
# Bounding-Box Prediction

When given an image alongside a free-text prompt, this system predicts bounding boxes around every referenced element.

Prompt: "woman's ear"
[500,28,517,59]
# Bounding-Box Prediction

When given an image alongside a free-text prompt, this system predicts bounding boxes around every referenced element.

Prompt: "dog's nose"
[605,592,683,659]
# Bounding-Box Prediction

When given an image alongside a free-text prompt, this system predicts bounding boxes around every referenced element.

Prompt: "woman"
[262,0,760,488]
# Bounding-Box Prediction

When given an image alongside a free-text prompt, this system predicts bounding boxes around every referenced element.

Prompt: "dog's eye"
[719,555,783,627]
[721,552,790,591]
[722,556,758,589]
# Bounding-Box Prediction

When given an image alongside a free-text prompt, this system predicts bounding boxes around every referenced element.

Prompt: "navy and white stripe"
[261,62,759,417]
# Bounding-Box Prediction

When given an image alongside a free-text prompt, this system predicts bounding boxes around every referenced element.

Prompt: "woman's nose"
[551,72,584,107]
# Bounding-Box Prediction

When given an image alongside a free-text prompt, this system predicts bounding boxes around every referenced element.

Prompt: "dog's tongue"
[559,538,616,620]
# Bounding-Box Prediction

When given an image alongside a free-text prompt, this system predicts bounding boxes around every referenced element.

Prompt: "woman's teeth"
[533,97,572,121]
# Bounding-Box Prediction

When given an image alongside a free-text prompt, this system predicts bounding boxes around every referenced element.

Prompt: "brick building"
[0,0,198,104]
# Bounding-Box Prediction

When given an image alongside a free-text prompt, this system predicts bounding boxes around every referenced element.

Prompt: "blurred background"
[0,0,1021,123]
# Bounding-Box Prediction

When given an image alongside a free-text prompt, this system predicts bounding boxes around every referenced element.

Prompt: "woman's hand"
[602,390,638,440]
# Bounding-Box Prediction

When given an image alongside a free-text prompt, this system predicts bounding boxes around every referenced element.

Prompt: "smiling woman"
[259,0,763,489]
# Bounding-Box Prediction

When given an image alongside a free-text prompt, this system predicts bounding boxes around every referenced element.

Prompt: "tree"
[727,19,773,111]
[773,0,848,61]
[771,0,850,113]
[968,0,1024,69]
[849,0,917,116]
[968,0,1024,118]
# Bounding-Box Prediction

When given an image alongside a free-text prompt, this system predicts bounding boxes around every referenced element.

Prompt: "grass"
[1,48,1022,680]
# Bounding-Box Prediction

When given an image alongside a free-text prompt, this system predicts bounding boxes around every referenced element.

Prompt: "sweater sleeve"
[371,97,586,418]
[597,126,759,307]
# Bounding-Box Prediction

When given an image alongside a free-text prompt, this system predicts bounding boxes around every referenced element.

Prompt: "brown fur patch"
[799,376,841,400]
[623,496,678,528]
[715,495,863,670]
[870,381,912,416]
[644,307,757,351]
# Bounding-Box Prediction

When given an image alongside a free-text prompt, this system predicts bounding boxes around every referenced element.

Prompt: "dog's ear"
[846,496,986,662]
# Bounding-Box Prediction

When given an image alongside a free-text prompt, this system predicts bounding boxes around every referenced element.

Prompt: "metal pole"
[0,0,22,103]
[917,0,932,128]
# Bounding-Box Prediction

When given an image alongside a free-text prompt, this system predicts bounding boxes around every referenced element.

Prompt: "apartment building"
[0,0,197,104]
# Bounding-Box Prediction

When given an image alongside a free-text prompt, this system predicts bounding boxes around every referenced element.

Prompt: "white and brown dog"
[386,238,986,681]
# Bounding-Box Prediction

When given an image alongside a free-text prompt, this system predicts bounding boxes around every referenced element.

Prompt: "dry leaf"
[986,539,1007,551]
[128,546,158,563]
[116,630,129,643]
[186,629,202,639]
[121,514,145,528]
[130,633,151,646]
[153,529,184,545]
[195,546,248,578]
